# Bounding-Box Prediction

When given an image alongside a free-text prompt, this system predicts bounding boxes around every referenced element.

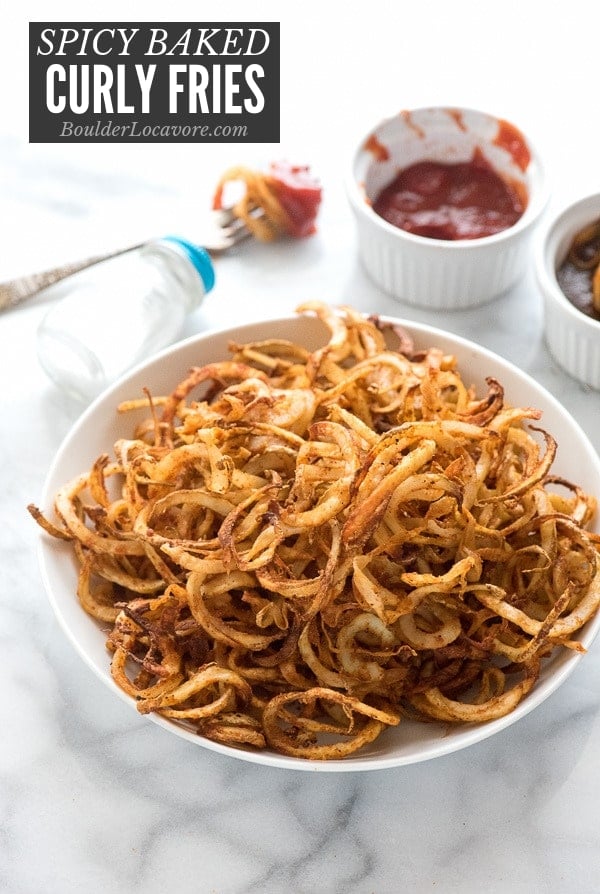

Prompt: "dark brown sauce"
[557,218,600,321]
[556,261,600,321]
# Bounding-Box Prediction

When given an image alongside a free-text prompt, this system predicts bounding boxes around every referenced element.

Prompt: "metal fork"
[0,206,252,312]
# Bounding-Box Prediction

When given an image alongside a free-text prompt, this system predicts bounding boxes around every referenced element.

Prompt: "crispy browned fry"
[262,687,400,759]
[593,264,600,313]
[409,660,540,722]
[212,166,292,242]
[27,503,72,540]
[30,302,600,760]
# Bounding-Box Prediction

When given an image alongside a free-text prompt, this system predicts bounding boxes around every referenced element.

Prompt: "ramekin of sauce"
[556,219,600,322]
[536,193,600,389]
[372,152,526,241]
[347,106,548,309]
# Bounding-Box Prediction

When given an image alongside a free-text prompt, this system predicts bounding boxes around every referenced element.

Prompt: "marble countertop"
[3,2,600,892]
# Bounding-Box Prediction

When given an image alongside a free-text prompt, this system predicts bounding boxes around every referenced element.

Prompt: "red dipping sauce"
[372,153,526,241]
[269,161,322,238]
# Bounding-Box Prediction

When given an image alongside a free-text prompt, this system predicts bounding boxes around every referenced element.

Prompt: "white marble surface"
[3,2,600,892]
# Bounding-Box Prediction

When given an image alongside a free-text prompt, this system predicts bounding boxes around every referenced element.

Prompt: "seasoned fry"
[212,161,322,242]
[29,303,600,760]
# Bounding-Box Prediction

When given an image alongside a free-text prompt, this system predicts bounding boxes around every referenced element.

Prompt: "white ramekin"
[346,106,548,310]
[536,192,600,390]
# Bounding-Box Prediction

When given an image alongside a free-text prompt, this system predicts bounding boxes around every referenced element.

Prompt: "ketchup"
[372,153,526,241]
[268,161,322,238]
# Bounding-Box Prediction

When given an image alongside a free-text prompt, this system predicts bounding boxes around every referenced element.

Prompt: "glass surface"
[36,246,196,403]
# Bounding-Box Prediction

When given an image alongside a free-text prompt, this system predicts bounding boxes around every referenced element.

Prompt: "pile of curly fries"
[30,302,600,759]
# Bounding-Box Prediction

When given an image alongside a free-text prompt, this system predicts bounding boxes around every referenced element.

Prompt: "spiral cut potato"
[212,161,321,241]
[213,165,291,241]
[29,302,600,760]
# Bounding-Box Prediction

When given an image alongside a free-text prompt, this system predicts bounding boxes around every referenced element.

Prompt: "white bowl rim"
[535,191,600,329]
[346,104,550,250]
[36,312,600,772]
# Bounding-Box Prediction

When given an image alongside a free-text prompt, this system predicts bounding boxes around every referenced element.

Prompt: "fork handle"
[0,242,147,311]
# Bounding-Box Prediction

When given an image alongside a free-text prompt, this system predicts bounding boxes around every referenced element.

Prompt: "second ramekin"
[536,192,600,390]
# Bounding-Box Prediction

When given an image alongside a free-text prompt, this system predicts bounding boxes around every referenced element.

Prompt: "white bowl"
[347,106,548,309]
[536,192,600,389]
[36,314,600,772]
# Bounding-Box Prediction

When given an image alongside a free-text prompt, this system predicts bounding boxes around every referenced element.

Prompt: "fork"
[0,206,252,312]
